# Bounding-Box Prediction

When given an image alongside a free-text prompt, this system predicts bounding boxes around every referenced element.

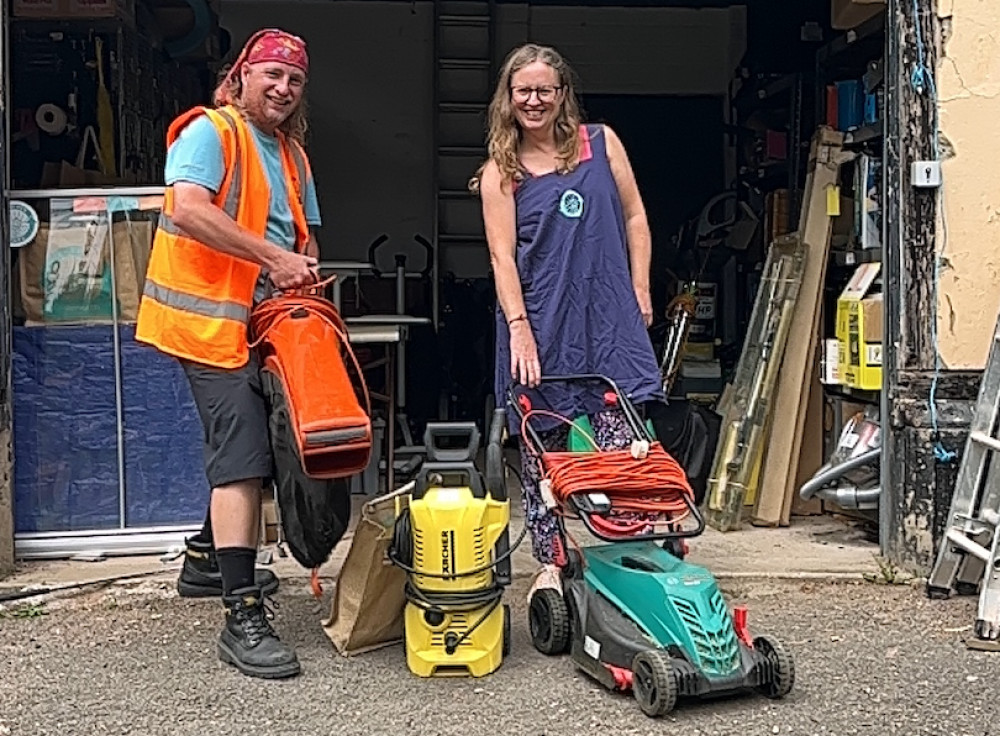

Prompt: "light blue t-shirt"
[164,114,322,246]
[164,114,322,300]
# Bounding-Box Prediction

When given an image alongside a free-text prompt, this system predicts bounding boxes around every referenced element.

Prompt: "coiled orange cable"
[520,409,694,535]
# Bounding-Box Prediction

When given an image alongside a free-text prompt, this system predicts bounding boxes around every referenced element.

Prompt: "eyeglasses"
[510,85,563,102]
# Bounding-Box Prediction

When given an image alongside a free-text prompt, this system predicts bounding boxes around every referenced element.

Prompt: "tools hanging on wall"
[9,15,214,189]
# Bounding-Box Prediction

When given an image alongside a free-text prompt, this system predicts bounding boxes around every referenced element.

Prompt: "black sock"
[216,547,257,595]
[192,507,214,546]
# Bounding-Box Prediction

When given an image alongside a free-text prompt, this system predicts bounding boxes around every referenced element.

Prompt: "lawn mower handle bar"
[572,491,706,543]
[506,374,705,542]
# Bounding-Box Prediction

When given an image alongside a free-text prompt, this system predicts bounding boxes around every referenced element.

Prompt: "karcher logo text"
[441,530,455,574]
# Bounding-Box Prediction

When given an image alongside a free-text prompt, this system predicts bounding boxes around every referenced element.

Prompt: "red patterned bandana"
[215,28,308,106]
[244,29,309,72]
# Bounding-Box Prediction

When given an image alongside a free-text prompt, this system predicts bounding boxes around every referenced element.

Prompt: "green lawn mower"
[509,374,795,718]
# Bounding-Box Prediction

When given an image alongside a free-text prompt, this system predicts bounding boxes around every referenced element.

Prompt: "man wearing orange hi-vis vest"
[136,28,321,680]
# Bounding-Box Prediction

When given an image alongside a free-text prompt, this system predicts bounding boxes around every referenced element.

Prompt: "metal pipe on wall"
[882,0,902,561]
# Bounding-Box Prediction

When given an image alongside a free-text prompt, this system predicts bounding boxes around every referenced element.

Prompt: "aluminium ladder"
[927,306,1000,642]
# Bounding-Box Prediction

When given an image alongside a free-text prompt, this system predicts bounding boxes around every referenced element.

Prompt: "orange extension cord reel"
[510,375,698,543]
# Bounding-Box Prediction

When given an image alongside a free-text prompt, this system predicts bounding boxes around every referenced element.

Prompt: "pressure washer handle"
[423,422,480,463]
[485,407,512,584]
[485,408,508,502]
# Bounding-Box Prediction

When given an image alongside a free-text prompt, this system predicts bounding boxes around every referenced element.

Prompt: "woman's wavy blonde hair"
[213,63,309,145]
[469,44,583,193]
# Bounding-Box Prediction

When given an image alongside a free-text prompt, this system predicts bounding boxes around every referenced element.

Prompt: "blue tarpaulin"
[13,325,209,533]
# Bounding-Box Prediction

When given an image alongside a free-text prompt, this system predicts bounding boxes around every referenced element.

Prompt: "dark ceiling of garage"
[491,0,836,72]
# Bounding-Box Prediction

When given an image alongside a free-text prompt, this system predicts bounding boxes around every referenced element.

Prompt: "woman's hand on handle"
[510,320,542,387]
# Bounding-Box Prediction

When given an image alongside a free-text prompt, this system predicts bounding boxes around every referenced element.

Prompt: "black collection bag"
[263,368,351,569]
[646,399,718,507]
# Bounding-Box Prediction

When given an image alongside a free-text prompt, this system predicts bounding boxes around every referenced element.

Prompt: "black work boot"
[177,538,279,598]
[218,587,301,679]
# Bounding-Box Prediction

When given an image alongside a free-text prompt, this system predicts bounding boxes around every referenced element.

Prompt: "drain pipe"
[799,447,882,509]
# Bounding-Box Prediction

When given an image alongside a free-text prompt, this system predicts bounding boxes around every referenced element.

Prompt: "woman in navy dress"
[471,44,663,601]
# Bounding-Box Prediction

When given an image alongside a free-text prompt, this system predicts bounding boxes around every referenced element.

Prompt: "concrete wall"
[221,1,746,273]
[936,0,1000,368]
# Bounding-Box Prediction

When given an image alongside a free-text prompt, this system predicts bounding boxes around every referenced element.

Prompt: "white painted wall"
[936,0,1000,369]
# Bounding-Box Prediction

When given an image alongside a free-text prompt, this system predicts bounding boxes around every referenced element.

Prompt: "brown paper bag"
[109,219,153,321]
[18,219,153,324]
[323,491,409,656]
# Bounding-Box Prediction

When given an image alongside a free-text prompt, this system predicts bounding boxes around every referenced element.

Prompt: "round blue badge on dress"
[559,189,584,219]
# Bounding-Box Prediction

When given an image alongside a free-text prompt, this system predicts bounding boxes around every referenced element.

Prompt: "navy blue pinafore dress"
[495,124,663,435]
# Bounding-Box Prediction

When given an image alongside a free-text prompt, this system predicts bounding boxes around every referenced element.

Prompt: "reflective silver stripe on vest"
[143,280,250,323]
[158,109,243,236]
[157,211,182,235]
[214,108,243,216]
[288,142,307,207]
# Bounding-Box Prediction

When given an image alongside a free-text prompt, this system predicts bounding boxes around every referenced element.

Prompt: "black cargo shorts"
[181,352,273,489]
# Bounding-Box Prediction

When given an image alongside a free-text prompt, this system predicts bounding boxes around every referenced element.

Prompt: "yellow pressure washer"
[387,410,522,677]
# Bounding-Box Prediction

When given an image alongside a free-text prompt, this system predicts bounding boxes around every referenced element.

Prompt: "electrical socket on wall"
[911,160,942,188]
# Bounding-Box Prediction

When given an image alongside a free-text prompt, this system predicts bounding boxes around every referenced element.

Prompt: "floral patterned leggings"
[519,407,635,564]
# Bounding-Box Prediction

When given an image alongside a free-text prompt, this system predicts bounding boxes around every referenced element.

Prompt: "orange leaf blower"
[250,278,373,481]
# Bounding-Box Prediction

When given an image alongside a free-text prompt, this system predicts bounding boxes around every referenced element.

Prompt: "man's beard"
[244,93,295,129]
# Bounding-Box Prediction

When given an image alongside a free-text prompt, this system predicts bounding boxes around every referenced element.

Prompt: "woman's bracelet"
[508,314,527,326]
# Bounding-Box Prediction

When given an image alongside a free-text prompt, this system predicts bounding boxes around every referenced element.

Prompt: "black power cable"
[387,505,529,581]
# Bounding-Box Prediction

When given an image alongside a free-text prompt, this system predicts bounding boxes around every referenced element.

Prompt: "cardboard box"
[831,0,885,30]
[12,0,133,20]
[684,341,715,362]
[821,338,841,385]
[836,263,882,390]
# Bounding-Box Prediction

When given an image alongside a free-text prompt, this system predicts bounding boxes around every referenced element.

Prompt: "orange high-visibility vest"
[135,104,312,369]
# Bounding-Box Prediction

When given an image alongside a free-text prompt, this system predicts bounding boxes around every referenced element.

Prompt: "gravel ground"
[1,576,997,736]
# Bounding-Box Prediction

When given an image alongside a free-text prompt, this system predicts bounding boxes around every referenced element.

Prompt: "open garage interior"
[5,0,887,552]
